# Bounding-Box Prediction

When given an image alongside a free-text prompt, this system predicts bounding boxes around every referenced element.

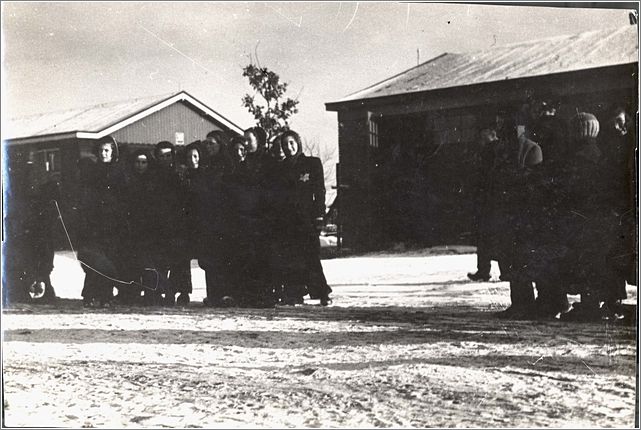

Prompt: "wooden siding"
[111,101,224,146]
[336,113,376,250]
[334,67,638,250]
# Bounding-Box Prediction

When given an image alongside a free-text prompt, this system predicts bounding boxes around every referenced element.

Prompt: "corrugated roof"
[335,25,638,103]
[4,91,244,141]
[5,93,174,140]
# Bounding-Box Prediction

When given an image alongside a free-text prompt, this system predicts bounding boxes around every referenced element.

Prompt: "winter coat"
[148,165,183,250]
[283,153,326,225]
[179,167,210,256]
[482,137,538,276]
[78,160,128,252]
[555,140,619,294]
[599,128,638,285]
[529,116,568,170]
[125,170,156,245]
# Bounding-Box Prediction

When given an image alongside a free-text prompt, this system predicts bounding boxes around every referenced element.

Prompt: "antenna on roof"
[417,48,420,66]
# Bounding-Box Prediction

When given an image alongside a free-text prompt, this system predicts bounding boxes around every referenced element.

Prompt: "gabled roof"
[329,25,638,106]
[4,91,245,143]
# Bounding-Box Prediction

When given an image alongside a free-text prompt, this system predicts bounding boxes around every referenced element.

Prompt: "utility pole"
[417,48,420,66]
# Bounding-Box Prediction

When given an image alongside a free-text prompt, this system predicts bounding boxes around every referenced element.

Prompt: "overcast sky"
[1,2,633,151]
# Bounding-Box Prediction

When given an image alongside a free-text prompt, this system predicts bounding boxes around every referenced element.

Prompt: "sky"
[1,2,634,156]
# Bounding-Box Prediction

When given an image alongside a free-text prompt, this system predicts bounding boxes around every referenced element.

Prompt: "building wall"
[336,111,375,250]
[111,101,224,146]
[332,65,638,250]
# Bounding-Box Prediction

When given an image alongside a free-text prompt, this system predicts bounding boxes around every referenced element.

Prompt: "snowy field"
[2,250,638,428]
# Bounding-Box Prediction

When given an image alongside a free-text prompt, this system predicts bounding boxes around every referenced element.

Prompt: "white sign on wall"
[175,132,185,146]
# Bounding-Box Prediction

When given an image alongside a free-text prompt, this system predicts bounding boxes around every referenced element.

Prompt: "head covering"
[206,130,231,148]
[245,126,267,149]
[280,129,303,158]
[570,112,600,140]
[183,140,205,167]
[154,140,175,157]
[93,135,119,162]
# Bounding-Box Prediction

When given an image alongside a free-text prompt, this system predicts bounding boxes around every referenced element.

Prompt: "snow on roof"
[333,25,638,104]
[4,91,244,141]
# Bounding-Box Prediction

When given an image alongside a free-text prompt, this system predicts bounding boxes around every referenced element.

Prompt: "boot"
[495,280,535,320]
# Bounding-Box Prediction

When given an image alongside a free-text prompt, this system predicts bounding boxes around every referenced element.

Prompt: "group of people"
[467,100,637,322]
[76,126,332,308]
[3,99,636,320]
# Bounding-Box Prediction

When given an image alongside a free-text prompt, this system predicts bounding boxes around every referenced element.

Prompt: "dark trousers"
[200,233,231,301]
[304,233,332,299]
[169,260,192,295]
[204,262,232,301]
[476,250,492,276]
[79,247,119,303]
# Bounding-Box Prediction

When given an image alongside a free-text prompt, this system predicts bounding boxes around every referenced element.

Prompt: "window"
[368,112,379,149]
[34,148,61,173]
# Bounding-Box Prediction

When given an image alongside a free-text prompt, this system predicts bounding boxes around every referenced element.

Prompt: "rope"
[52,199,160,291]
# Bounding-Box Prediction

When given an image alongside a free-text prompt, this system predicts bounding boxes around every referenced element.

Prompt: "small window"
[34,148,61,173]
[368,112,379,149]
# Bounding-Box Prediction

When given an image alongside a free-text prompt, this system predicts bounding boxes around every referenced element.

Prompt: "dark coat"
[480,137,537,278]
[125,170,156,244]
[283,153,326,224]
[77,159,128,301]
[599,128,638,285]
[222,152,271,293]
[529,116,568,170]
[179,167,210,256]
[555,140,620,295]
[78,160,128,251]
[148,165,183,251]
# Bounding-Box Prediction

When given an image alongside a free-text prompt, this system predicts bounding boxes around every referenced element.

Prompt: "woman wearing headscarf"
[280,130,332,306]
[77,135,128,308]
[119,149,156,305]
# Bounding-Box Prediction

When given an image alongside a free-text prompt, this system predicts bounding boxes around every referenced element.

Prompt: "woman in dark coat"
[263,133,303,304]
[119,149,156,304]
[223,135,275,307]
[200,133,236,307]
[279,130,332,306]
[149,140,186,306]
[599,107,637,293]
[171,140,210,306]
[77,135,128,308]
[559,113,620,321]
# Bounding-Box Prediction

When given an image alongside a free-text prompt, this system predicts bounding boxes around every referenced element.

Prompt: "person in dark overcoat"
[200,132,236,307]
[468,121,506,282]
[559,113,621,321]
[221,134,273,307]
[77,136,128,308]
[2,155,59,306]
[262,133,306,304]
[172,140,210,306]
[485,116,543,319]
[149,140,187,306]
[280,129,332,306]
[598,106,637,317]
[119,149,157,305]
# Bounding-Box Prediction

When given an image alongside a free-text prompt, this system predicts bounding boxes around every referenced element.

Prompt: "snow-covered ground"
[3,250,637,428]
[49,250,494,303]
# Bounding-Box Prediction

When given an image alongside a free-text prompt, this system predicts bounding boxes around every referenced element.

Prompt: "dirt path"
[2,253,638,428]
